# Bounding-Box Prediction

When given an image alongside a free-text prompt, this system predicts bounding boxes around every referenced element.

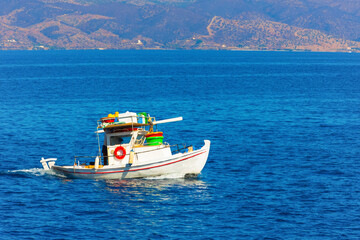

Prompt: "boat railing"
[74,156,102,166]
[112,115,155,124]
[97,115,155,130]
[73,143,191,166]
[171,144,193,154]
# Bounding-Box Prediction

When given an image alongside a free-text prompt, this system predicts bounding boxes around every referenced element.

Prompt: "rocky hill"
[1,0,360,51]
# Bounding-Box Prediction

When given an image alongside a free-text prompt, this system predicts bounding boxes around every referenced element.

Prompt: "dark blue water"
[1,50,360,239]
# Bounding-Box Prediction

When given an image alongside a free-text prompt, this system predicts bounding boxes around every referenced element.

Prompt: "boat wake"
[7,168,62,178]
[9,168,48,176]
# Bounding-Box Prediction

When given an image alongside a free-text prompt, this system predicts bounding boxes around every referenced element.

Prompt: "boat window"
[110,135,131,146]
[135,134,145,144]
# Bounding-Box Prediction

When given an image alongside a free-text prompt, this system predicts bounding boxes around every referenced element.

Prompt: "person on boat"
[102,145,108,165]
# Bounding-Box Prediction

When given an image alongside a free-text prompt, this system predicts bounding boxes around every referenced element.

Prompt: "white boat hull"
[50,140,210,179]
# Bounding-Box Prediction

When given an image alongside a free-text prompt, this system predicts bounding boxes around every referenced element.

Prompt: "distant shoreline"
[0,48,357,53]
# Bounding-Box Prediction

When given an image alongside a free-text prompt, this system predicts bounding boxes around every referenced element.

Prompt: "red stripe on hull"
[56,150,207,175]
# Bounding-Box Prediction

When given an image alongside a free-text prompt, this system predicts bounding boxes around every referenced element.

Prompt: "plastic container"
[146,136,164,146]
[116,111,138,123]
[101,117,115,123]
[138,112,148,124]
[145,132,163,138]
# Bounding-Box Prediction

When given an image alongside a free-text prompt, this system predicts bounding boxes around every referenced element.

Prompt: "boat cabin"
[98,111,169,166]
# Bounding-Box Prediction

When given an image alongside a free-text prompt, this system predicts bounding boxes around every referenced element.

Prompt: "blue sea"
[1,50,360,239]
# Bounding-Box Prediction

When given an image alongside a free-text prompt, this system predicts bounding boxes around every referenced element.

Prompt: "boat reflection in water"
[102,178,210,195]
[97,178,212,207]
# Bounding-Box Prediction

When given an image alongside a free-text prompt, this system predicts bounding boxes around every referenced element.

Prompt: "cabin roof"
[102,122,149,130]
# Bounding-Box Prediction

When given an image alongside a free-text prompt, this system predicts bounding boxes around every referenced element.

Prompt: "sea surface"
[1,50,360,239]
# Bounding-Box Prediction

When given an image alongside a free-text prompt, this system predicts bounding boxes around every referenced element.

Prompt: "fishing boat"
[40,111,210,179]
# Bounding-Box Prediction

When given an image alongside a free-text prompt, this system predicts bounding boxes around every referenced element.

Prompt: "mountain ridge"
[1,0,360,51]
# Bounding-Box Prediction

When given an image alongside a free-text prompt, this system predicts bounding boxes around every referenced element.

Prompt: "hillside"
[1,0,360,51]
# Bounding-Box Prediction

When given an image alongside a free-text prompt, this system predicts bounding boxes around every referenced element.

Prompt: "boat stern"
[40,157,57,170]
